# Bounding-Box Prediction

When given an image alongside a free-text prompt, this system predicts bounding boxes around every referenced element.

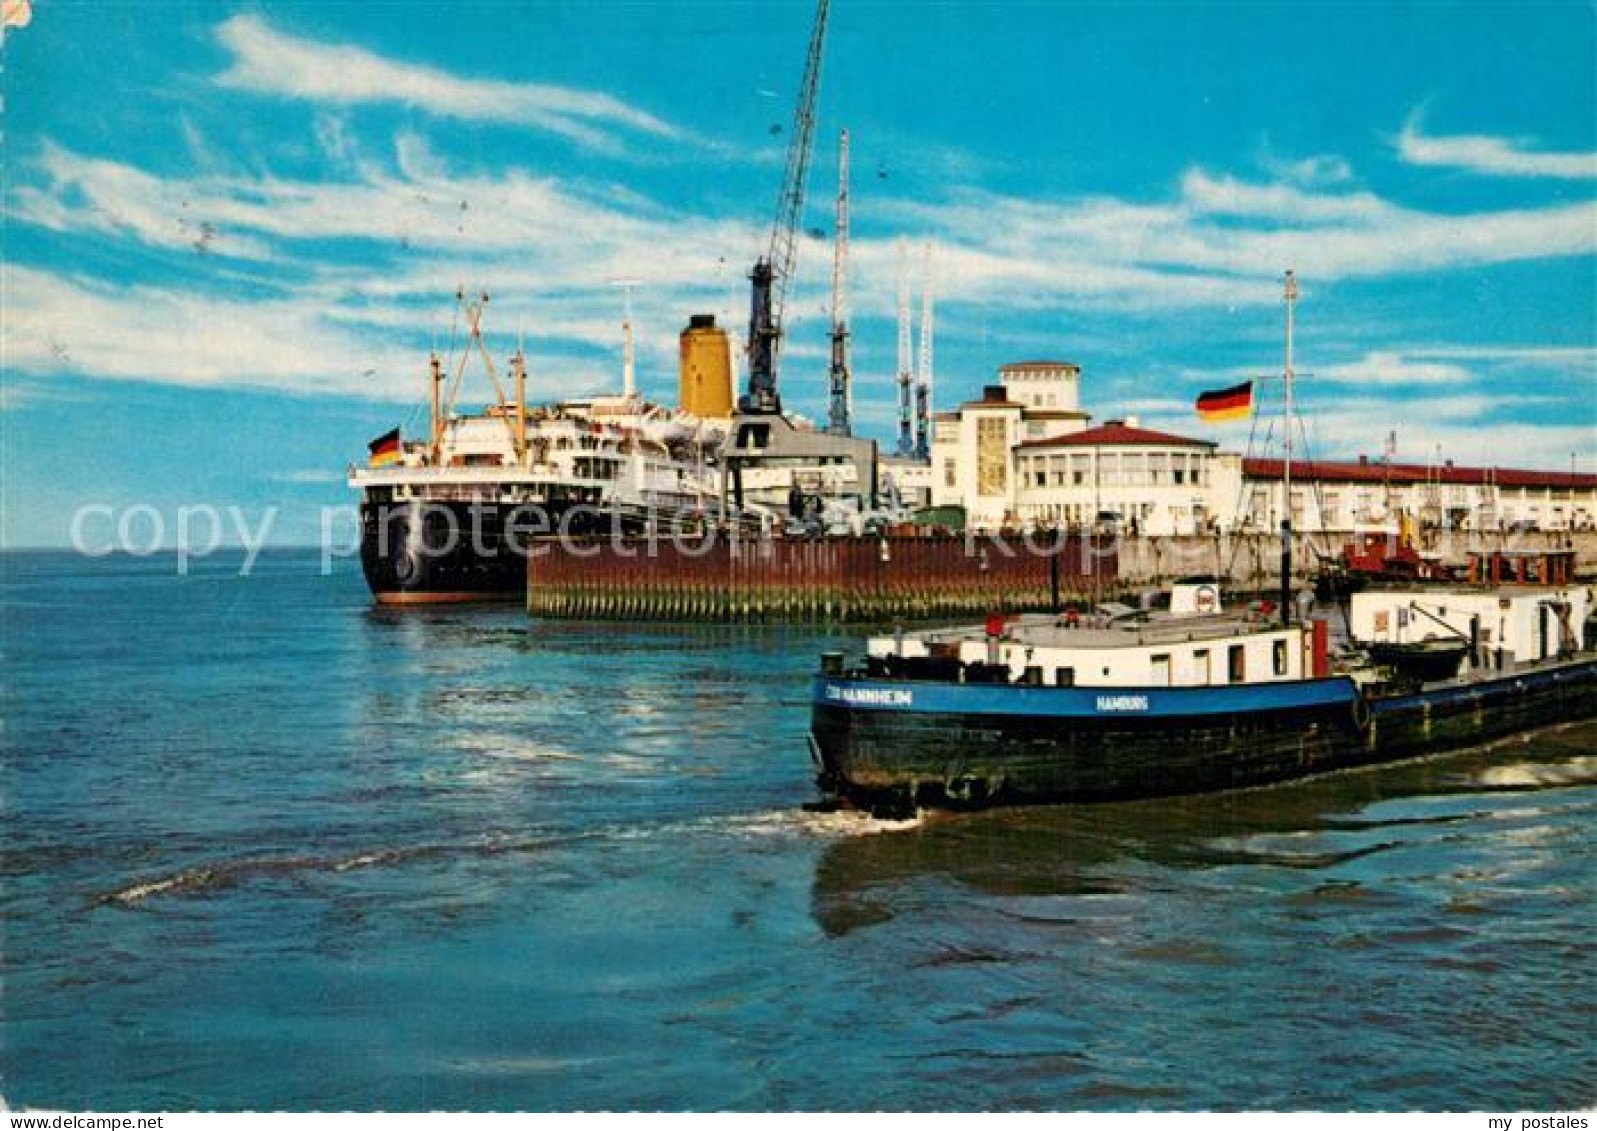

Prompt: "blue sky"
[3,1,1595,545]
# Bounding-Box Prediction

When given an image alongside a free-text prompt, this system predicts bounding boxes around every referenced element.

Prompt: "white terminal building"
[928,361,1597,535]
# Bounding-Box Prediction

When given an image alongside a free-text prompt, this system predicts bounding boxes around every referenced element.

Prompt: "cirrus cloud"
[1397,114,1597,180]
[215,13,682,153]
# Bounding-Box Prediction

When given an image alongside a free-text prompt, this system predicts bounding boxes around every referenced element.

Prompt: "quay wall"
[526,534,1115,622]
[525,529,1597,623]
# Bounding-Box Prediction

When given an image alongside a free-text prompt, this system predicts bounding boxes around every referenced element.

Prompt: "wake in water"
[1473,755,1597,790]
[704,807,924,839]
[102,722,1594,909]
[99,805,920,908]
[98,836,575,908]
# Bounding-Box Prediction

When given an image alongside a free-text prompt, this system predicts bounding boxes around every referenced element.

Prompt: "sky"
[3,0,1595,546]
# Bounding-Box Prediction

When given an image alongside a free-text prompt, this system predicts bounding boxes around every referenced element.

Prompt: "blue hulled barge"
[809,569,1597,810]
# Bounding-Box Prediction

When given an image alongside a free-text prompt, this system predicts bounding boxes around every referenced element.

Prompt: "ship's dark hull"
[810,658,1597,809]
[358,494,736,605]
[359,500,530,603]
[359,498,640,604]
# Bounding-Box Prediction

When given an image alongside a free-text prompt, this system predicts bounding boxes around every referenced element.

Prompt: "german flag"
[368,427,401,467]
[1195,380,1253,422]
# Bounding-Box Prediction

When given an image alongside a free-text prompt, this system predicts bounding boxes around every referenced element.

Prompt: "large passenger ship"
[348,296,737,604]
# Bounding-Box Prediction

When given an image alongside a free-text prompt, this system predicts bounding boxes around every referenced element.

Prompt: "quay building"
[929,362,1597,535]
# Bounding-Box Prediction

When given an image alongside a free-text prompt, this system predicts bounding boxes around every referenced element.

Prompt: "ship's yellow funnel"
[679,314,733,419]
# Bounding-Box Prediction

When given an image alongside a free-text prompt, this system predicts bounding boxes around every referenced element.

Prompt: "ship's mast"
[512,345,528,468]
[1281,269,1299,626]
[612,279,642,401]
[429,352,444,465]
[446,290,524,464]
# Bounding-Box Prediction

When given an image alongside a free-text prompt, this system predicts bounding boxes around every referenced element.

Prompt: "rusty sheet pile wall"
[527,534,1116,622]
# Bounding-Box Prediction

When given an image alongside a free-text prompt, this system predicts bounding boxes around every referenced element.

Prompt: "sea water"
[2,550,1593,1110]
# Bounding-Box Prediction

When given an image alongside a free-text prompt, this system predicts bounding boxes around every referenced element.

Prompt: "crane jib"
[744,0,831,413]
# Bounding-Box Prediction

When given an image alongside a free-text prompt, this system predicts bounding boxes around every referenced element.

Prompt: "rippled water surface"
[3,550,1594,1110]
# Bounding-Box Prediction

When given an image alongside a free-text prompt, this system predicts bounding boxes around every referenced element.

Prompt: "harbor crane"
[826,128,852,435]
[742,0,830,415]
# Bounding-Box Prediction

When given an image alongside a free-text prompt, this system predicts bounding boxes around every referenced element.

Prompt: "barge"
[809,568,1596,810]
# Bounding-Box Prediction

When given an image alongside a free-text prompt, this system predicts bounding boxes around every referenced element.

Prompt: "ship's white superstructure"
[349,397,728,523]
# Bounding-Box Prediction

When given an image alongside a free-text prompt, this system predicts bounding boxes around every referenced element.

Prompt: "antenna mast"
[611,279,642,400]
[914,242,934,460]
[826,128,852,435]
[895,239,915,456]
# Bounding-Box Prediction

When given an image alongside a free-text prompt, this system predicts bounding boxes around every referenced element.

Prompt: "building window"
[977,417,1008,497]
[943,459,956,488]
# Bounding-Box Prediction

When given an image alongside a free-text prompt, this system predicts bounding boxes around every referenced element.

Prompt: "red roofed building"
[1241,457,1597,533]
[924,362,1596,535]
[1006,421,1241,534]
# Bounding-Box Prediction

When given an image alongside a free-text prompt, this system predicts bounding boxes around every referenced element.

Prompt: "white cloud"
[8,111,1595,453]
[1179,169,1387,223]
[313,113,360,170]
[6,258,645,405]
[12,141,762,289]
[10,144,277,260]
[1397,116,1597,180]
[1404,344,1597,373]
[1311,350,1474,387]
[876,165,1597,314]
[16,132,1597,328]
[1296,401,1596,468]
[2,264,419,398]
[1261,152,1354,187]
[214,14,680,152]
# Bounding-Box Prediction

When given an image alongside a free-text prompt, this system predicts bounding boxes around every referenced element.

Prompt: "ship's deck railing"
[898,612,1292,651]
[348,464,613,488]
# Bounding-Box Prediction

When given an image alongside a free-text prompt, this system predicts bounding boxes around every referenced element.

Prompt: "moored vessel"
[348,293,736,604]
[809,568,1596,811]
